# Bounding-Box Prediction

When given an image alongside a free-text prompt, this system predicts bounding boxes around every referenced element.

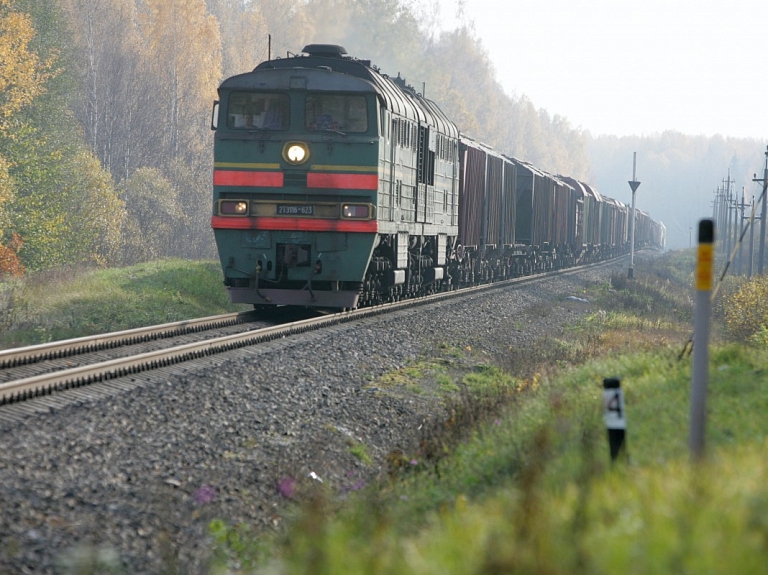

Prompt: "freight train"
[210,44,665,310]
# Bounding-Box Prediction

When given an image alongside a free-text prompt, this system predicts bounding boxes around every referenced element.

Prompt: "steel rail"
[0,310,259,368]
[0,257,624,406]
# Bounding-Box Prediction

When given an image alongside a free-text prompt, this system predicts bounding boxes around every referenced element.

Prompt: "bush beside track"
[0,260,250,350]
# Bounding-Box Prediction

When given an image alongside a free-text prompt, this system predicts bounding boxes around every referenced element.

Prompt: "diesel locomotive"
[210,44,665,310]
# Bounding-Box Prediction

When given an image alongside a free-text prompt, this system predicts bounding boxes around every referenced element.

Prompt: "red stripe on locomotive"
[211,216,378,233]
[307,172,378,190]
[213,170,284,187]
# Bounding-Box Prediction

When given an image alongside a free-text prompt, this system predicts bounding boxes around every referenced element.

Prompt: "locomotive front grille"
[284,171,308,187]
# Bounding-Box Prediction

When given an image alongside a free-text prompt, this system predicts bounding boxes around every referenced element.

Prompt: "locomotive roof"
[241,45,458,138]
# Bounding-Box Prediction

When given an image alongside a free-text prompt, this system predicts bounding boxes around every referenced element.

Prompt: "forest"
[0,0,762,275]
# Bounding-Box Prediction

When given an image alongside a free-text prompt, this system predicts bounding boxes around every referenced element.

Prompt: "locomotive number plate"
[277,204,315,216]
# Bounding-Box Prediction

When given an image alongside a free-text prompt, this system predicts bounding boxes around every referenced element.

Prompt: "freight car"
[210,44,664,310]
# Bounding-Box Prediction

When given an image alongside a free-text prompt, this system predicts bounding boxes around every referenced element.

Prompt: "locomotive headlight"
[283,141,310,165]
[341,204,371,219]
[219,200,249,216]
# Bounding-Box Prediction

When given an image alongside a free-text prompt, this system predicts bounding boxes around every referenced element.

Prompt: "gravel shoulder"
[0,261,625,574]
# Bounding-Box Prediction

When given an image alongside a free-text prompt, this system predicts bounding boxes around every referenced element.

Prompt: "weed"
[435,373,459,392]
[751,325,768,346]
[610,271,627,290]
[208,519,269,573]
[348,442,372,466]
[723,275,768,343]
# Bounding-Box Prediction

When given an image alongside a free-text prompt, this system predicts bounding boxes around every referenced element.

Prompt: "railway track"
[0,258,624,426]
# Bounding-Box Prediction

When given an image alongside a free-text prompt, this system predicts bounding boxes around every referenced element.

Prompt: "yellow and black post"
[689,218,714,460]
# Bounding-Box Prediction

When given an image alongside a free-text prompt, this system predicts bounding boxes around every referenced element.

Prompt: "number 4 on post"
[603,377,627,462]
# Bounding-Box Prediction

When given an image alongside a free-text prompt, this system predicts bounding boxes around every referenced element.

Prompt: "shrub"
[723,276,768,343]
[0,233,25,277]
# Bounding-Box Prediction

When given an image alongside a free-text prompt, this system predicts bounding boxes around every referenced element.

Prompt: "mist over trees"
[589,133,766,250]
[0,0,763,274]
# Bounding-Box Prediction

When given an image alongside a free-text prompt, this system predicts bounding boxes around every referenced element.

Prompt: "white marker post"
[603,377,626,462]
[689,219,714,460]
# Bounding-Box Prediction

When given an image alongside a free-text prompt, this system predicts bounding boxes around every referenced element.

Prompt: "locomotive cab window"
[227,92,289,130]
[305,94,368,133]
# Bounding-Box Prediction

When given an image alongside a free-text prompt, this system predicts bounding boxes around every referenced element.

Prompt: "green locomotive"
[211,44,460,309]
[211,44,665,310]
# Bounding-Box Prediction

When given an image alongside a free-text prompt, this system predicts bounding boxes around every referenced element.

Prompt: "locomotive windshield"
[227,92,289,130]
[305,94,368,133]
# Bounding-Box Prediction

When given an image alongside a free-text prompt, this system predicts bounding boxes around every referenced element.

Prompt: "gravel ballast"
[0,261,625,574]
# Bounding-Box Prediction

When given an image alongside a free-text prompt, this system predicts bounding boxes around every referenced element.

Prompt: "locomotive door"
[388,113,400,223]
[416,124,436,223]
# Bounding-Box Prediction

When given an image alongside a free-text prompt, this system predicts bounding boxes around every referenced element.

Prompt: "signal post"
[628,152,641,279]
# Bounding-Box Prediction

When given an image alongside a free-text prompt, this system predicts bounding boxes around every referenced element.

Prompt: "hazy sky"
[437,0,768,139]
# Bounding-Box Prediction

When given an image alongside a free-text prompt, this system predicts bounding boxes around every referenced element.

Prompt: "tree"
[0,151,12,237]
[64,0,223,177]
[0,232,23,276]
[166,158,217,260]
[1,0,125,270]
[257,0,309,58]
[60,0,140,181]
[422,27,502,136]
[63,151,126,266]
[0,0,54,134]
[207,0,269,77]
[118,167,188,264]
[302,0,423,78]
[6,129,125,269]
[0,48,20,276]
[139,0,221,166]
[0,0,54,243]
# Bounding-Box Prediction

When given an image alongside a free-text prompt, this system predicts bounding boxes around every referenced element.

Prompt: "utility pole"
[724,178,729,260]
[723,172,734,264]
[761,148,768,275]
[752,146,768,275]
[749,195,757,278]
[628,152,641,279]
[712,185,725,257]
[719,184,727,257]
[737,188,748,276]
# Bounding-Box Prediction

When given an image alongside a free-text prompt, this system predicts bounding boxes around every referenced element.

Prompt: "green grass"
[236,344,768,575]
[0,259,249,349]
[348,442,373,466]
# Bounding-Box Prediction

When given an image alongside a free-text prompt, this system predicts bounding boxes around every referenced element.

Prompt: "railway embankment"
[3,252,767,573]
